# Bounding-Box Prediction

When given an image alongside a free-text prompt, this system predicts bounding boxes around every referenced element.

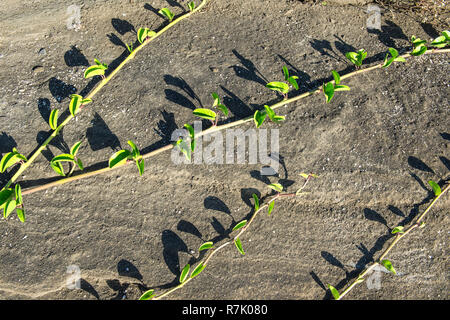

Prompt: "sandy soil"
[0,0,448,300]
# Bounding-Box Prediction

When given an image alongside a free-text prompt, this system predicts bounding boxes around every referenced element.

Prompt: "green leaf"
[299,173,309,179]
[411,45,427,56]
[323,82,335,103]
[381,259,396,275]
[282,65,289,81]
[84,65,106,79]
[331,70,340,85]
[136,158,144,176]
[268,183,283,192]
[198,241,214,252]
[268,201,275,216]
[52,154,75,163]
[345,52,358,65]
[188,1,195,11]
[108,149,132,168]
[253,110,267,128]
[217,103,229,117]
[0,152,22,173]
[190,263,206,278]
[176,139,192,161]
[76,158,84,171]
[266,81,289,94]
[69,94,82,117]
[137,27,149,44]
[70,141,82,157]
[193,108,216,121]
[430,36,446,48]
[184,123,195,139]
[391,226,404,234]
[442,30,450,41]
[382,54,395,68]
[264,105,276,120]
[394,56,406,62]
[388,47,399,58]
[139,289,155,300]
[14,184,22,206]
[211,92,220,107]
[180,264,190,283]
[127,140,140,159]
[334,84,350,91]
[49,109,59,130]
[0,188,13,207]
[252,194,260,211]
[159,8,174,21]
[234,237,245,255]
[3,199,16,219]
[16,207,25,223]
[232,220,247,232]
[328,285,340,300]
[51,161,65,177]
[288,76,299,90]
[428,180,441,197]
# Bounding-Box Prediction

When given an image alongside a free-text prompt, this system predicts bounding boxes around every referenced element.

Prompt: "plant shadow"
[86,112,122,152]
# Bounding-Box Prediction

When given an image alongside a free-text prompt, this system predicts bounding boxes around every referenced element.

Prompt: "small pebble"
[209,67,219,73]
[32,66,44,73]
[38,48,46,55]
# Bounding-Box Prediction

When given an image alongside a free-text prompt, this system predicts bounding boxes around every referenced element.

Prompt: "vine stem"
[17,48,450,196]
[1,0,210,191]
[150,176,312,300]
[337,183,449,300]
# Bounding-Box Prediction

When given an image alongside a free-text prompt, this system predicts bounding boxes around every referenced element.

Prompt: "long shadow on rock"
[204,196,231,214]
[408,156,435,174]
[421,23,440,39]
[117,259,143,282]
[49,77,77,103]
[363,208,389,230]
[37,98,51,123]
[64,46,89,67]
[80,278,100,299]
[86,112,121,152]
[107,33,126,49]
[140,110,178,155]
[161,230,190,277]
[220,86,255,119]
[368,20,408,48]
[230,49,268,86]
[106,279,129,300]
[177,220,203,240]
[164,75,202,107]
[111,18,136,35]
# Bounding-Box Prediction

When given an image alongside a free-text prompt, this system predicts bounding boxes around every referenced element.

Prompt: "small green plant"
[137,28,156,44]
[266,65,299,100]
[139,173,317,300]
[253,105,285,129]
[0,148,27,174]
[345,49,367,68]
[0,183,25,222]
[410,36,428,56]
[109,140,145,176]
[188,1,196,12]
[159,8,175,22]
[50,141,85,177]
[193,92,229,126]
[430,30,450,48]
[322,70,350,103]
[84,59,108,79]
[382,47,406,68]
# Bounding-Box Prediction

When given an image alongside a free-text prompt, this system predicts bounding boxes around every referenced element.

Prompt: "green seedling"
[108,140,145,176]
[0,183,25,222]
[253,105,285,128]
[322,70,350,103]
[266,65,299,99]
[0,148,27,173]
[198,242,214,252]
[193,92,229,126]
[391,226,404,234]
[84,59,108,79]
[175,123,196,161]
[345,49,367,68]
[188,1,196,11]
[409,36,428,56]
[137,28,156,44]
[428,180,441,196]
[328,284,340,300]
[50,141,84,177]
[382,48,406,68]
[430,30,450,48]
[69,94,92,117]
[159,8,175,22]
[125,43,133,53]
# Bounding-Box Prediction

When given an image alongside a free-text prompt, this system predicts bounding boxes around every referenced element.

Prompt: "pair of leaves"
[193,92,229,122]
[253,105,285,128]
[410,36,428,56]
[266,66,299,96]
[323,70,350,103]
[381,259,396,275]
[159,8,174,21]
[184,123,196,153]
[345,49,367,67]
[84,59,108,79]
[175,138,192,161]
[282,66,300,90]
[137,27,156,44]
[382,48,406,68]
[178,262,206,285]
[109,141,144,176]
[50,141,84,177]
[0,185,25,222]
[0,148,27,173]
[430,30,450,48]
[188,1,196,11]
[69,94,92,117]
